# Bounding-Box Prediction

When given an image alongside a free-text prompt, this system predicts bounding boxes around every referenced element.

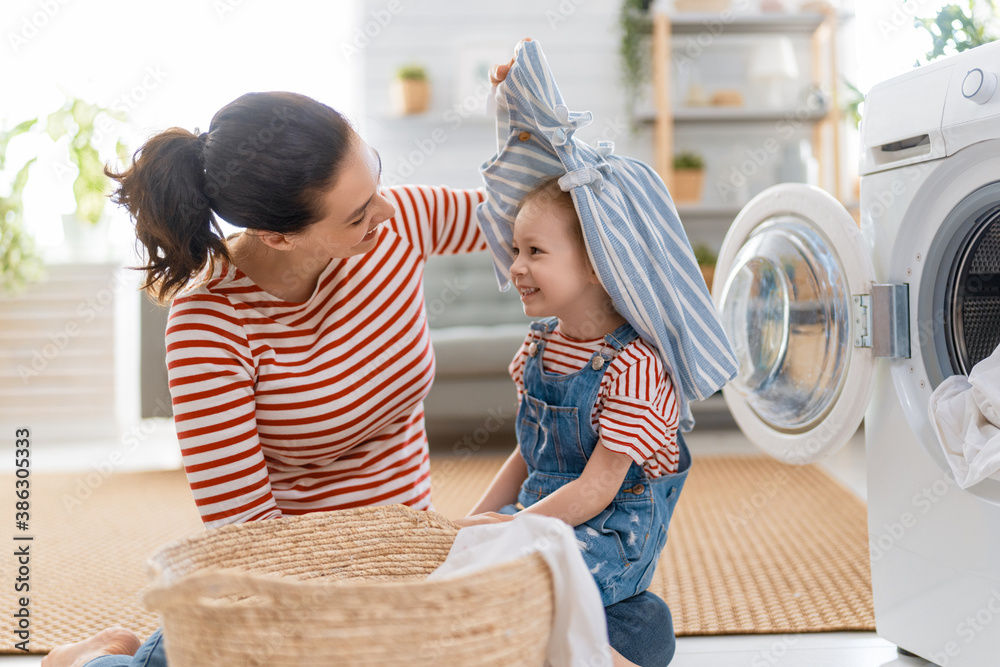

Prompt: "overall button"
[624,483,645,495]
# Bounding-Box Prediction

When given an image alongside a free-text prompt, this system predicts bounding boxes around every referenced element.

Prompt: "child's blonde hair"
[521,177,585,252]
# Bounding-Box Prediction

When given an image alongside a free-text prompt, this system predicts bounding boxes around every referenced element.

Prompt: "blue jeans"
[605,590,676,667]
[85,629,165,667]
[85,594,675,667]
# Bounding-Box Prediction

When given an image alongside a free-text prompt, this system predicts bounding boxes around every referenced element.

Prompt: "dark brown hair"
[521,176,584,250]
[106,92,355,303]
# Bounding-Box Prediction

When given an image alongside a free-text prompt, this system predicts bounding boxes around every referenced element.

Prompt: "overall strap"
[529,317,559,335]
[603,321,639,351]
[522,317,559,377]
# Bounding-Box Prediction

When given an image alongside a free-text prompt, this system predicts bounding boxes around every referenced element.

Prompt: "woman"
[45,59,665,667]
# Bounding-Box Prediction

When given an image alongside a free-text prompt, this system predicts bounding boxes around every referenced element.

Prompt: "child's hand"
[490,38,532,85]
[453,511,515,528]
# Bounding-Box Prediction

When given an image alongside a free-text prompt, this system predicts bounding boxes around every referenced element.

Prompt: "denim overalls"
[501,318,691,607]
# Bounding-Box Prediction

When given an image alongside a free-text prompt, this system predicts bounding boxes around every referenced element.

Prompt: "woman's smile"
[360,224,381,243]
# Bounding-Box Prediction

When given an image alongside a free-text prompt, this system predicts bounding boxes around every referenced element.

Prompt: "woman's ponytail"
[107,92,355,303]
[107,127,229,304]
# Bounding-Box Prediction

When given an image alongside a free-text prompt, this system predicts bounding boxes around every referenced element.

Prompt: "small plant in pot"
[0,118,45,295]
[672,151,706,204]
[46,97,127,260]
[393,64,431,115]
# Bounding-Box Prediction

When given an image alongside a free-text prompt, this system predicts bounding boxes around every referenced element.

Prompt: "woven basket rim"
[144,551,548,612]
[146,505,458,575]
[143,504,550,614]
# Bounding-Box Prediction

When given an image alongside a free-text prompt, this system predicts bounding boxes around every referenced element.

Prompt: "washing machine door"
[713,183,877,464]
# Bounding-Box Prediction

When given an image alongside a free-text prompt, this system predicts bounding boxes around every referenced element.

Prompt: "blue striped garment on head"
[475,40,738,432]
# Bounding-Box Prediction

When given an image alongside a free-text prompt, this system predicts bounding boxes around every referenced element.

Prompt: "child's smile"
[509,195,623,339]
[518,285,540,301]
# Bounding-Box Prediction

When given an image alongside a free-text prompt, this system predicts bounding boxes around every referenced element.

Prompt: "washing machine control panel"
[962,68,997,104]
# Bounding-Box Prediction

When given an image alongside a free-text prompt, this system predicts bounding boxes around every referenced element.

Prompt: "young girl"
[473,40,738,667]
[469,178,690,667]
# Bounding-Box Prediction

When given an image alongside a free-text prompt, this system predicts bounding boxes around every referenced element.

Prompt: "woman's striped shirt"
[166,185,485,528]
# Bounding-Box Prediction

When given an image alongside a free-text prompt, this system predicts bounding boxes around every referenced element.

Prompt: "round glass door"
[714,184,876,464]
[720,217,851,433]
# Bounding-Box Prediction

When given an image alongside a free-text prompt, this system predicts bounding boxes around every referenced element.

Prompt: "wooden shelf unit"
[652,9,846,202]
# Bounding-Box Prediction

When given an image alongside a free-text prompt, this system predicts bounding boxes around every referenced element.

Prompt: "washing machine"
[712,41,1000,666]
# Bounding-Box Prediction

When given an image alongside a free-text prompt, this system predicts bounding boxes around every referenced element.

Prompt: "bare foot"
[42,627,141,667]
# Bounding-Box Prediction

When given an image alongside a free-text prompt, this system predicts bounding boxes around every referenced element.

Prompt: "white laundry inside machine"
[713,41,1000,667]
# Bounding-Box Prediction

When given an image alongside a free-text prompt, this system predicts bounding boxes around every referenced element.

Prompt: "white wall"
[353,1,858,254]
[354,0,648,190]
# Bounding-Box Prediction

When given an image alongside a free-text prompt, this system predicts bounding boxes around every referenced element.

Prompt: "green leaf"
[914,2,998,63]
[46,108,71,142]
[11,158,36,197]
[0,118,37,171]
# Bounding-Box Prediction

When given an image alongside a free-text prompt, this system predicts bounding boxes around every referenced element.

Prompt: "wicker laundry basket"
[144,504,554,666]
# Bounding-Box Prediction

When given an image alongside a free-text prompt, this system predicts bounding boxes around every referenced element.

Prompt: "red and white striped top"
[166,185,486,528]
[509,327,679,476]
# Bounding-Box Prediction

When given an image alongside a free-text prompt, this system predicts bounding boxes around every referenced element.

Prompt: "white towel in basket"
[929,344,1000,488]
[429,513,612,667]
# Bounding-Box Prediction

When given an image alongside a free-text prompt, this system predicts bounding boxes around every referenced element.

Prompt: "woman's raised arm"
[381,185,488,260]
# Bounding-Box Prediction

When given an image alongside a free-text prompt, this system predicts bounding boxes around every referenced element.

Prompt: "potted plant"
[672,151,706,204]
[46,97,127,259]
[392,64,431,115]
[692,243,718,293]
[619,0,652,127]
[0,118,45,295]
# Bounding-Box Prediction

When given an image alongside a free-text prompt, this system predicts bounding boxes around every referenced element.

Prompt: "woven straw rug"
[0,454,873,653]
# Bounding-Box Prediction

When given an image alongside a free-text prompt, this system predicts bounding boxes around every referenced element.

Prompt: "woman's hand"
[490,37,533,85]
[453,511,515,528]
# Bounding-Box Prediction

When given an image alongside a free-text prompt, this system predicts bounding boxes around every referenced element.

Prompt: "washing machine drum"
[946,205,1000,375]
